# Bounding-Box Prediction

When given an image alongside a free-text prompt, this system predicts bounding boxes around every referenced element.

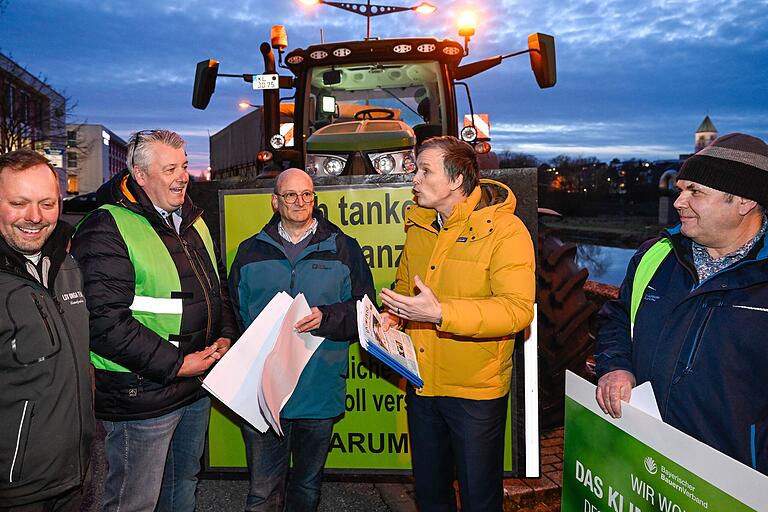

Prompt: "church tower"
[694,116,717,153]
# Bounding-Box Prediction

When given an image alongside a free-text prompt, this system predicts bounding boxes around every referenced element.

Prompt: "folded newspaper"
[356,294,423,388]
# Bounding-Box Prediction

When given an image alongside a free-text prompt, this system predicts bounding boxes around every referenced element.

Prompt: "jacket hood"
[407,178,517,229]
[97,169,202,228]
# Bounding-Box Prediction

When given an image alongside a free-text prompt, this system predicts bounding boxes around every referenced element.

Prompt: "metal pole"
[367,0,371,39]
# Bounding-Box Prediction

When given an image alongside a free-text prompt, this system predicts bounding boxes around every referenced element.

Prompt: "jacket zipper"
[32,293,56,348]
[682,306,713,373]
[55,295,84,481]
[174,221,213,344]
[9,400,29,482]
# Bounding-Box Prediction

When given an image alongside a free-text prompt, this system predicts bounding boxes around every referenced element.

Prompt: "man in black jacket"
[71,130,237,511]
[0,149,94,511]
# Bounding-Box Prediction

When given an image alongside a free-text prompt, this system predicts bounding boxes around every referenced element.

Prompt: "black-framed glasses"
[275,191,315,204]
[129,129,160,170]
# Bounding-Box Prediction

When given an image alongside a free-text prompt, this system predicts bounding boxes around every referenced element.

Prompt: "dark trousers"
[406,387,508,512]
[241,418,335,512]
[0,485,83,512]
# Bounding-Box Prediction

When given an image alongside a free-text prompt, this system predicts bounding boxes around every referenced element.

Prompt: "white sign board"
[44,148,63,168]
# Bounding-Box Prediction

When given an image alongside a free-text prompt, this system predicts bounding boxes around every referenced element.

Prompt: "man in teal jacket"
[229,168,374,512]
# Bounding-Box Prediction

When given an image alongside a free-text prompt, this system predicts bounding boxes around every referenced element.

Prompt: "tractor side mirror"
[192,59,220,110]
[528,33,556,88]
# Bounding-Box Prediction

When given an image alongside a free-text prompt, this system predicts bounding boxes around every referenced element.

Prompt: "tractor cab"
[283,38,464,176]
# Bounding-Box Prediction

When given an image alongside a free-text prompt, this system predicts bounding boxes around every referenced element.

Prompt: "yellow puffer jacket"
[394,179,535,399]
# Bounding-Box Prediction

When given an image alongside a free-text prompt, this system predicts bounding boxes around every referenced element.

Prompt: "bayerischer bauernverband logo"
[644,456,658,475]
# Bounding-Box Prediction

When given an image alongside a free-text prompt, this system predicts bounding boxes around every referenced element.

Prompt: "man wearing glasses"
[228,168,374,511]
[71,130,236,511]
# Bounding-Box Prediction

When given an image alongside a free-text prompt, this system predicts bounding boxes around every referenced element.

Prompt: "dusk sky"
[2,0,767,172]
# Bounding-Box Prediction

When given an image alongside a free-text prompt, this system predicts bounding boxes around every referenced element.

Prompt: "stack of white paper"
[203,292,324,435]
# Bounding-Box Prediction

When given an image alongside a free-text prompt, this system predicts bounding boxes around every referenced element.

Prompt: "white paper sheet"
[258,293,324,435]
[629,380,662,420]
[202,291,295,432]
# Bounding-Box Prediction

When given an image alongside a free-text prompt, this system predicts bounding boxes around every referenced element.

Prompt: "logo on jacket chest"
[61,290,85,305]
[312,263,332,270]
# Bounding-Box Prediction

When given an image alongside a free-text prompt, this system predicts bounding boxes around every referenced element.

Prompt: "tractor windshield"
[305,60,446,139]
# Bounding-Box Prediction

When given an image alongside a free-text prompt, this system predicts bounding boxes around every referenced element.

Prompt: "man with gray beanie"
[594,132,768,474]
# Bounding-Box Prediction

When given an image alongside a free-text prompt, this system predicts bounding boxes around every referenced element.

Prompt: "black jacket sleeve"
[594,242,654,379]
[71,210,183,385]
[315,236,375,341]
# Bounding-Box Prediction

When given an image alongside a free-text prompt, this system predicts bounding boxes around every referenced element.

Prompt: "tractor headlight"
[373,154,396,174]
[270,134,286,149]
[306,154,347,176]
[323,157,345,176]
[369,149,417,174]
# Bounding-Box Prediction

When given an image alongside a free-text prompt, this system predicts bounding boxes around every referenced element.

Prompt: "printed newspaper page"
[356,294,423,387]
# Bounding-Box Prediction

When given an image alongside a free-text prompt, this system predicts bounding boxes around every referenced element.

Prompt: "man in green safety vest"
[595,133,768,475]
[72,129,237,510]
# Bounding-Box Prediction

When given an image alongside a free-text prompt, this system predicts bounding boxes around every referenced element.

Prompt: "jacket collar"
[257,209,339,253]
[406,179,517,234]
[98,169,203,231]
[662,224,768,290]
[0,221,72,285]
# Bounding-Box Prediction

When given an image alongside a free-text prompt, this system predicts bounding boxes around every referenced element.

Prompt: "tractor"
[192,16,555,175]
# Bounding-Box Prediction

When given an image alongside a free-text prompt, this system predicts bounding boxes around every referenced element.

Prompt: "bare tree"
[0,52,86,157]
[497,150,540,168]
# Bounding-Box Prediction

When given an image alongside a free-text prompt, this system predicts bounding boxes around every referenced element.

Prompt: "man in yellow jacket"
[381,136,535,512]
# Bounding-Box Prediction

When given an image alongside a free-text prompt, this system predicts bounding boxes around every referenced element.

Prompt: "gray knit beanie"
[677,133,768,205]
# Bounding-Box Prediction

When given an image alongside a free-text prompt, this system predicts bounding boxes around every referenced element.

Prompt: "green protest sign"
[563,372,768,511]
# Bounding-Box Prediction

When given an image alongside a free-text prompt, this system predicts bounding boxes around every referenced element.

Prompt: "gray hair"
[126,129,185,176]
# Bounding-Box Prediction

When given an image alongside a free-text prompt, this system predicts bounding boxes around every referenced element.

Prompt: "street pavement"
[197,477,417,511]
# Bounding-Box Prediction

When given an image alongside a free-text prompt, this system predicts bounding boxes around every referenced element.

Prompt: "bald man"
[228,169,375,511]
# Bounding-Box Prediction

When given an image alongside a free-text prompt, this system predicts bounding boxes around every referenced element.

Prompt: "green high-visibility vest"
[90,204,218,372]
[629,238,673,339]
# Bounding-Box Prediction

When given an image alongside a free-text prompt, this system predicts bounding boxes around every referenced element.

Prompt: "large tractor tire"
[537,211,597,430]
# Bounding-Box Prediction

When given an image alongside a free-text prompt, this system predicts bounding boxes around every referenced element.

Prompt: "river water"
[575,244,637,286]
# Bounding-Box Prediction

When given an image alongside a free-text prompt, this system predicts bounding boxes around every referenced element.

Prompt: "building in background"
[694,115,718,153]
[0,52,68,193]
[65,124,127,195]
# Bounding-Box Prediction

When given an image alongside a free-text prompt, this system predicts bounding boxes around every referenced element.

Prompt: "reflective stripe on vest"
[630,238,673,339]
[90,204,217,372]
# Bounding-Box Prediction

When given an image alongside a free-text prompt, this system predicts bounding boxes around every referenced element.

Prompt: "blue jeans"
[241,418,335,512]
[100,396,210,512]
[406,388,508,512]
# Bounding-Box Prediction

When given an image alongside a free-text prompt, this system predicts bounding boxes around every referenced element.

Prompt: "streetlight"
[299,0,437,39]
[238,101,257,109]
[457,9,477,55]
